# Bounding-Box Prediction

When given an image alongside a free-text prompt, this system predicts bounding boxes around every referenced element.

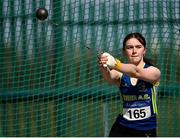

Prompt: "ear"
[143,48,147,57]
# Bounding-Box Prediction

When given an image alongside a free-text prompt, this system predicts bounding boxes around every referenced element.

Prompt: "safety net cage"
[0,0,179,137]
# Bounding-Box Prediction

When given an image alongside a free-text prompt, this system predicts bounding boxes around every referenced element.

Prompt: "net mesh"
[0,0,180,137]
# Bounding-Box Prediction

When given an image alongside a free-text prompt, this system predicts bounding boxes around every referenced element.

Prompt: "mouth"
[131,56,138,57]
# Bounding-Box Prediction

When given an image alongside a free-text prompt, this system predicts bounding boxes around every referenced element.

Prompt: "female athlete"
[98,32,161,137]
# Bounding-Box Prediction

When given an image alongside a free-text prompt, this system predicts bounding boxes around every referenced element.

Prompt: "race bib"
[123,106,151,121]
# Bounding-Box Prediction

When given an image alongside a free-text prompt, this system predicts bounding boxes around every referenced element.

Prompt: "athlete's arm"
[99,61,122,86]
[99,52,160,84]
[119,63,161,84]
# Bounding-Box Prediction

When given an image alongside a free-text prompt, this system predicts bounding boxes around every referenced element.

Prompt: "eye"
[125,45,133,49]
[136,45,143,49]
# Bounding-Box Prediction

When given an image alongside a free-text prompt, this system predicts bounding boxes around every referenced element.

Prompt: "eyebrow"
[125,45,143,47]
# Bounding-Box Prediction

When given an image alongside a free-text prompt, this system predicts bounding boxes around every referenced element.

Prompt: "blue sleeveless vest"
[117,64,158,131]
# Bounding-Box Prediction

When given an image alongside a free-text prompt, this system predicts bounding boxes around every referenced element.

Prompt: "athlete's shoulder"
[145,63,160,72]
[144,65,161,85]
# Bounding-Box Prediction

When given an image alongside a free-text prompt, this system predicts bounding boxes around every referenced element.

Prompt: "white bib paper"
[123,106,151,121]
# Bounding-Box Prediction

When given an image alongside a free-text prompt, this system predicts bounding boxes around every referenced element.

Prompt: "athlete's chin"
[129,59,141,64]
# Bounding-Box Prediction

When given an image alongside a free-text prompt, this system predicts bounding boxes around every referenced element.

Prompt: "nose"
[132,47,137,53]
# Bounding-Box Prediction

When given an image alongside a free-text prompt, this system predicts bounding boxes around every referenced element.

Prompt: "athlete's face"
[124,38,146,65]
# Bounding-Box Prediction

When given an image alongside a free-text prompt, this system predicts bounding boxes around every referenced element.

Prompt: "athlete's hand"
[98,52,121,70]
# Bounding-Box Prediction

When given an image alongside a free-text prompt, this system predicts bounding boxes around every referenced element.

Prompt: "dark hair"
[123,32,153,66]
[123,32,146,50]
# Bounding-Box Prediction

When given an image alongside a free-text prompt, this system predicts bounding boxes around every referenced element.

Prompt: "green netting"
[0,0,180,137]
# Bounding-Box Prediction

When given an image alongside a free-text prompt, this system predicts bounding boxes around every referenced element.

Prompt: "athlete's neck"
[134,58,145,68]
